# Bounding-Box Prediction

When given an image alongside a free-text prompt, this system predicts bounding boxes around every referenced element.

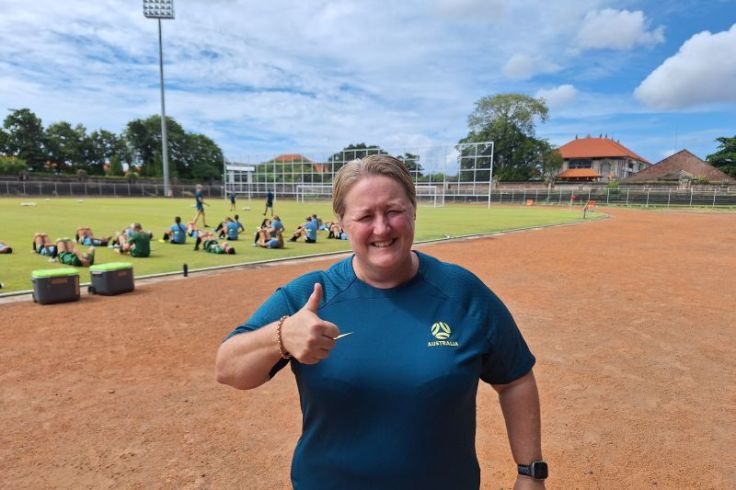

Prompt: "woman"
[192,184,209,227]
[256,227,284,249]
[55,238,95,267]
[162,216,188,244]
[216,155,546,489]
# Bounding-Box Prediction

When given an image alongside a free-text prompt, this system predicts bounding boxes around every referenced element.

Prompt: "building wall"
[560,158,649,182]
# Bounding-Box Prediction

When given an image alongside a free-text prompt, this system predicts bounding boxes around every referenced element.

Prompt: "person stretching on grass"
[32,232,58,258]
[115,223,152,257]
[194,231,235,254]
[255,227,284,249]
[162,216,188,244]
[75,227,112,247]
[0,240,12,254]
[55,239,95,267]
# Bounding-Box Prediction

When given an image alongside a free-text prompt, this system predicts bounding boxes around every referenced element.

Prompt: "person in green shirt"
[115,223,152,257]
[55,238,95,266]
[194,231,235,254]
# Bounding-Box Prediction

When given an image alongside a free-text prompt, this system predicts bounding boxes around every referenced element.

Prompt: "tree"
[537,141,564,183]
[85,129,128,175]
[0,155,27,175]
[0,127,8,154]
[45,121,86,173]
[458,94,549,181]
[180,133,223,181]
[124,115,223,180]
[706,136,736,178]
[125,116,168,177]
[109,154,125,176]
[3,108,46,171]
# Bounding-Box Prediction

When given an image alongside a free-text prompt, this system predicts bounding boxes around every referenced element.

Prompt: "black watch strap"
[518,460,548,480]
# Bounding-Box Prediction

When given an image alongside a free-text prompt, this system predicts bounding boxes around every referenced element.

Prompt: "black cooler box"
[31,268,81,304]
[89,262,134,295]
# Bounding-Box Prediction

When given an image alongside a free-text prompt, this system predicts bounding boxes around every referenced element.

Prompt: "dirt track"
[1,207,734,489]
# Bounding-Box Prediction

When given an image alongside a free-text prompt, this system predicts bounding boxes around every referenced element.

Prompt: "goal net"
[296,184,333,203]
[415,185,444,208]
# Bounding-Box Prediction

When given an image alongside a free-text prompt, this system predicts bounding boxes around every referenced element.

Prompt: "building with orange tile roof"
[556,136,650,182]
[622,149,735,185]
[270,153,313,163]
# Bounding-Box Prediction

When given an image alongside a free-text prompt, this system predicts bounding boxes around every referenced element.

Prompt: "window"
[568,159,592,169]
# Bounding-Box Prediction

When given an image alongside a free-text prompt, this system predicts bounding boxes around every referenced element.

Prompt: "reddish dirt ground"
[1,207,734,489]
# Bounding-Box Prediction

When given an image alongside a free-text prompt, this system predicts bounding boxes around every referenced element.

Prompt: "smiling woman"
[215,155,547,489]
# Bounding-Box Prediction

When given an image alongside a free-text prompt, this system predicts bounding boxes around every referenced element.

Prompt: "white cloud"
[0,0,730,168]
[536,84,578,108]
[502,53,561,80]
[635,24,736,109]
[577,9,664,50]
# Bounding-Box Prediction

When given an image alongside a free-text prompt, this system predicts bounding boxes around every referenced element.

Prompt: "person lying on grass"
[55,238,95,267]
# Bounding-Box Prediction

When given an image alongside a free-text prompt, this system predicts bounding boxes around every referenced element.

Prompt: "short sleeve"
[479,293,536,385]
[223,271,325,377]
[223,288,295,377]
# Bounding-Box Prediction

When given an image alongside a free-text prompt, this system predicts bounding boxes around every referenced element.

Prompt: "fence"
[3,179,733,208]
[0,180,224,199]
[485,187,736,207]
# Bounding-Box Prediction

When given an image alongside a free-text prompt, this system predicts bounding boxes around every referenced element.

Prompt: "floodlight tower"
[143,0,175,197]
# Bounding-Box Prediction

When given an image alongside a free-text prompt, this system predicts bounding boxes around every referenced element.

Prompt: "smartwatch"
[518,460,548,480]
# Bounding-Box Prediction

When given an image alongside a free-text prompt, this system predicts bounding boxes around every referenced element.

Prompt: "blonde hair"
[332,155,416,218]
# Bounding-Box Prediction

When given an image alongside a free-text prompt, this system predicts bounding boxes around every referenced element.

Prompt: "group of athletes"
[12,186,337,269]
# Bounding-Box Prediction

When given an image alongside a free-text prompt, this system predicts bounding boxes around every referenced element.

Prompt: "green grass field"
[0,197,600,293]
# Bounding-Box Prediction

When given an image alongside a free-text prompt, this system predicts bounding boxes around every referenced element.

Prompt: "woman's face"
[339,175,416,285]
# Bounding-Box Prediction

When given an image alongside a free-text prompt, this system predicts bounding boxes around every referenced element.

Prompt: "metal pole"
[667,190,670,208]
[713,188,717,207]
[487,142,494,208]
[158,19,171,198]
[689,188,693,206]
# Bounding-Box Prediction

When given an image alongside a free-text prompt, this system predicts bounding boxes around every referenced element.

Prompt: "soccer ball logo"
[431,322,451,340]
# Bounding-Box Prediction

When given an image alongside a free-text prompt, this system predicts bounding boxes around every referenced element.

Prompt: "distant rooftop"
[559,137,649,163]
[271,153,313,163]
[623,149,734,183]
[557,168,602,179]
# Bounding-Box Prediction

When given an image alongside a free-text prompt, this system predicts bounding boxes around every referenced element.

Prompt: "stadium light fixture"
[143,0,175,197]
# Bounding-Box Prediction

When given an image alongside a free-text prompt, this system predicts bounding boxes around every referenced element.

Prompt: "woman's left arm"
[492,369,545,489]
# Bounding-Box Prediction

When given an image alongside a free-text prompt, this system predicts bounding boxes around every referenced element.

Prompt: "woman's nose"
[373,215,390,235]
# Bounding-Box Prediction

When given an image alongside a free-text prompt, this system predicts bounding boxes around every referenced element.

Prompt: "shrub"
[0,155,28,174]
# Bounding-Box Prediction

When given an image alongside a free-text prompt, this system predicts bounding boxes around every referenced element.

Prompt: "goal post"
[415,184,444,208]
[296,184,333,203]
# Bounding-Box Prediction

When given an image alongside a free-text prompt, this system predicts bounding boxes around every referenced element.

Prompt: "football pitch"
[0,197,599,293]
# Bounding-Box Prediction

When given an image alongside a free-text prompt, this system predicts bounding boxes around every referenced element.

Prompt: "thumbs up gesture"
[280,283,340,364]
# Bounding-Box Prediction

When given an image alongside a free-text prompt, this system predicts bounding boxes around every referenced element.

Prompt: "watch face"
[531,461,548,479]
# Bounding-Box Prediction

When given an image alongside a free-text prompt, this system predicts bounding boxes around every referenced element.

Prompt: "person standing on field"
[263,189,274,217]
[216,155,547,490]
[192,184,209,227]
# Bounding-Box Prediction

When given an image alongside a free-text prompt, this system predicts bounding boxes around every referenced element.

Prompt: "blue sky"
[1,0,734,171]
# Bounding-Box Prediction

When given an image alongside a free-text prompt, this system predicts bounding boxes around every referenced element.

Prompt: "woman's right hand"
[281,283,340,364]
